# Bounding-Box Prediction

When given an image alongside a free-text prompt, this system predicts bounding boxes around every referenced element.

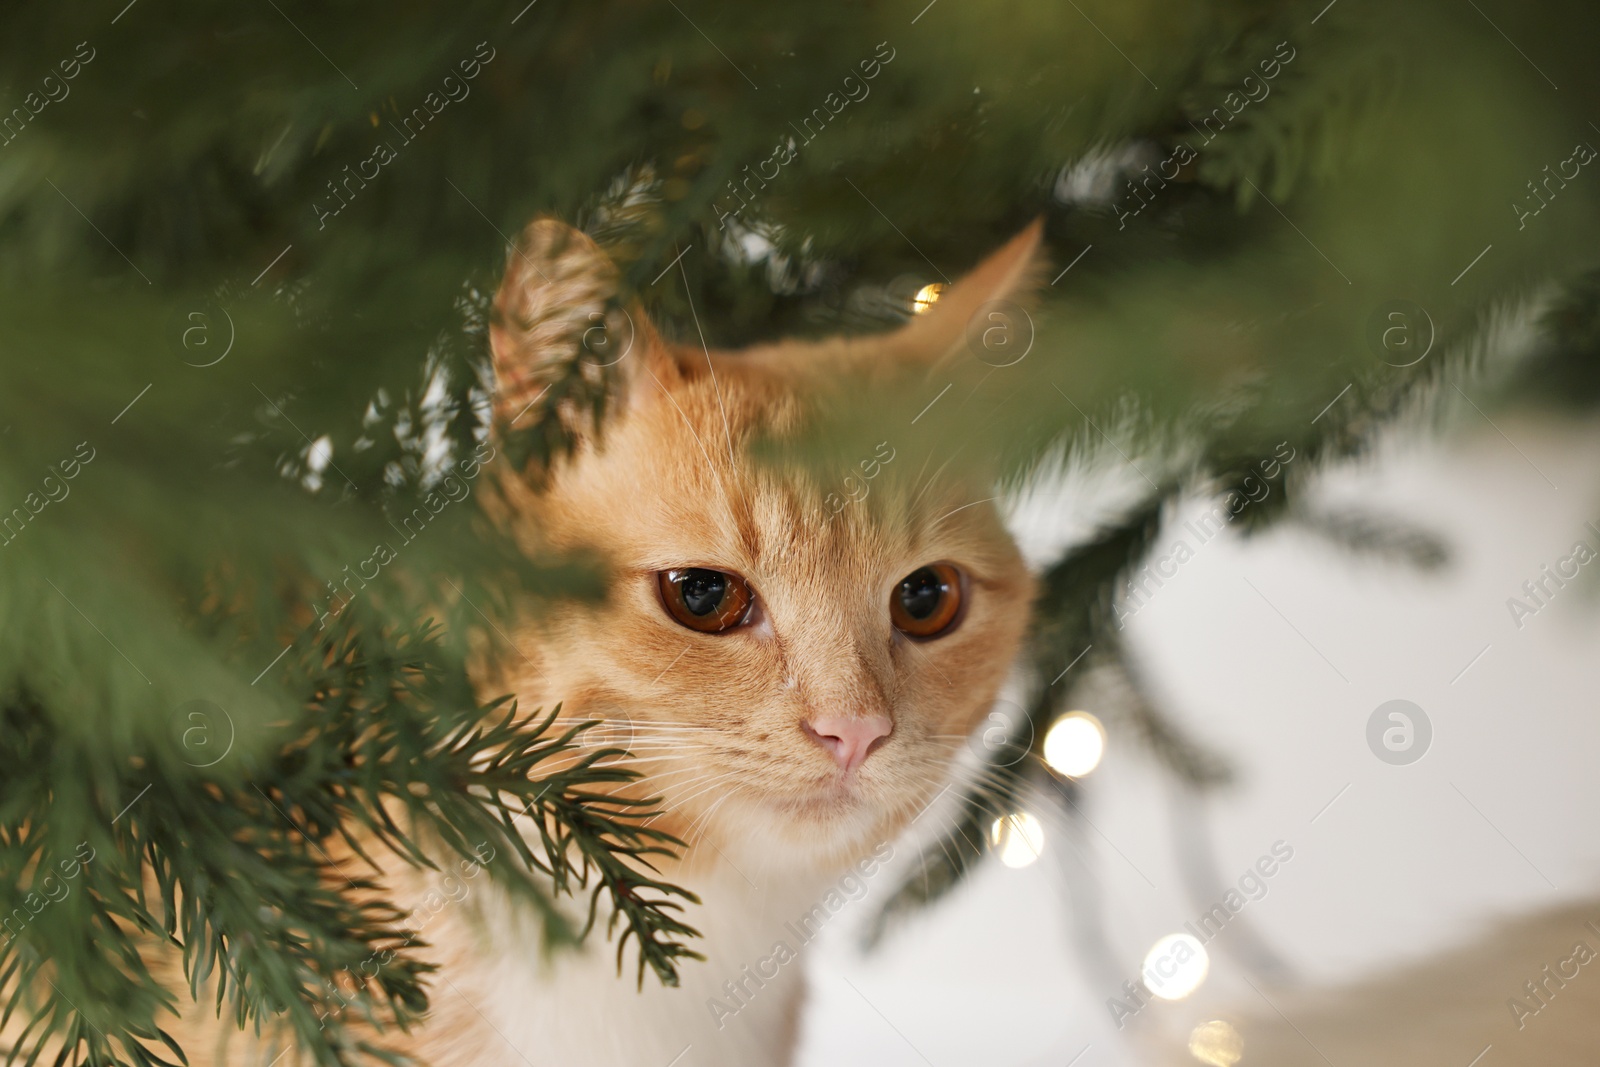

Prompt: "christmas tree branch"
[0,614,701,1067]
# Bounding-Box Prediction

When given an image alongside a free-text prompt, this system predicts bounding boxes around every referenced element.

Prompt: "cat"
[131,217,1048,1066]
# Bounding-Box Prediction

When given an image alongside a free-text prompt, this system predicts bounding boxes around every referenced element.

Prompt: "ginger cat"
[130,219,1045,1066]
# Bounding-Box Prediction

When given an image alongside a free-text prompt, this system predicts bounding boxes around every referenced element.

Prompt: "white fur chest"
[416,855,842,1067]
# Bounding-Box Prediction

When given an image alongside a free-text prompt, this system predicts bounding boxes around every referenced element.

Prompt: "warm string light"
[911,282,944,314]
[1042,710,1106,777]
[1141,933,1209,1000]
[1188,1020,1243,1067]
[984,713,1106,872]
[983,711,1104,908]
[988,812,1044,868]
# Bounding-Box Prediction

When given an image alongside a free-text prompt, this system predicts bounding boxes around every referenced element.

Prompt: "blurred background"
[2,0,1599,1063]
[802,409,1600,1066]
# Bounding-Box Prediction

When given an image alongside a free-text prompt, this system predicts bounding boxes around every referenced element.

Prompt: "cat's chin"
[770,784,866,821]
[706,779,896,868]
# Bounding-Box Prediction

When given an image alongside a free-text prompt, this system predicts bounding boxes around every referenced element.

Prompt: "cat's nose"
[802,715,892,773]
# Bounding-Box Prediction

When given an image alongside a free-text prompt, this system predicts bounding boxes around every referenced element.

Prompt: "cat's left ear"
[489,218,673,432]
[883,217,1048,371]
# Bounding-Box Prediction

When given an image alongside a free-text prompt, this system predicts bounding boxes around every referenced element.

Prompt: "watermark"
[0,441,97,548]
[1106,840,1294,1028]
[1365,299,1435,367]
[175,698,236,768]
[578,303,636,369]
[315,841,496,1030]
[712,42,897,230]
[167,298,236,367]
[1366,699,1431,766]
[0,841,97,947]
[823,440,896,516]
[573,706,636,755]
[1114,442,1297,626]
[1505,523,1599,631]
[1105,40,1298,229]
[705,841,895,1030]
[1513,142,1596,230]
[1185,41,1297,145]
[317,441,497,629]
[313,42,497,230]
[965,301,1034,367]
[965,698,1034,768]
[1112,142,1196,230]
[0,41,96,150]
[1507,922,1599,1030]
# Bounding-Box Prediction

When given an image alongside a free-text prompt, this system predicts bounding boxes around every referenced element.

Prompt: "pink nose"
[803,716,893,773]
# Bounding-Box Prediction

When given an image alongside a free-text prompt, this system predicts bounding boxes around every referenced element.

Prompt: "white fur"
[421,839,850,1066]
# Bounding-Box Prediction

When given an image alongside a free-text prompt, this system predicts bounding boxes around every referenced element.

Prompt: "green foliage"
[1,613,698,1066]
[1,0,1599,1060]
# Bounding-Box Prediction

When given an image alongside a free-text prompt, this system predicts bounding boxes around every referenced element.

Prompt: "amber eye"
[890,563,964,639]
[658,568,755,633]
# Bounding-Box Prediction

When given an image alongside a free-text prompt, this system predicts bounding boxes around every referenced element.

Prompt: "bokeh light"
[911,282,944,314]
[988,812,1045,868]
[1188,1020,1243,1066]
[1042,711,1106,777]
[1141,933,1209,1000]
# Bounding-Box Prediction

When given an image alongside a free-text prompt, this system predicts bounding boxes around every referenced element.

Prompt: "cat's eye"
[657,568,755,633]
[890,562,964,639]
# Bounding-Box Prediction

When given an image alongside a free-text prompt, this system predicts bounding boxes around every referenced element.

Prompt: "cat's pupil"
[898,568,945,620]
[680,569,727,616]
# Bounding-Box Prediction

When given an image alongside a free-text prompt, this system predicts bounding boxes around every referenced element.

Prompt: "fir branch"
[1292,507,1450,571]
[0,613,701,1067]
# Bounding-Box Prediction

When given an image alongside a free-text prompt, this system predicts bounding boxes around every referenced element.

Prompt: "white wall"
[797,412,1600,1067]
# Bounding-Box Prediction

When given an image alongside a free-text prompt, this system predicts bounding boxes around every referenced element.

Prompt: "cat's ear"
[489,218,670,432]
[883,217,1047,371]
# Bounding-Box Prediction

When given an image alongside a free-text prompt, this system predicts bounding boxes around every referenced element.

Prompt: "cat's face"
[487,220,1042,869]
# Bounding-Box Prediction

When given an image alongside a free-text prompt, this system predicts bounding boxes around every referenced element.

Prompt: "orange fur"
[45,220,1048,1066]
[481,217,1044,872]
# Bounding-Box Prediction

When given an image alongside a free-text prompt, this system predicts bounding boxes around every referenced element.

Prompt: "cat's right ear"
[489,218,671,434]
[744,219,1048,387]
[884,217,1047,372]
